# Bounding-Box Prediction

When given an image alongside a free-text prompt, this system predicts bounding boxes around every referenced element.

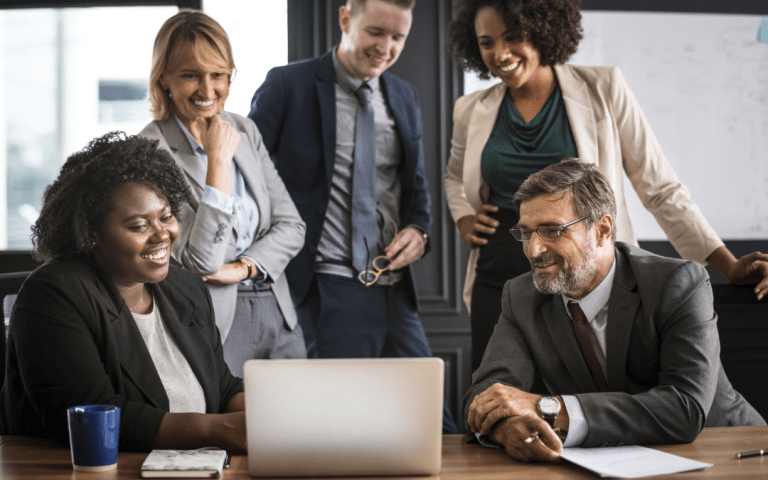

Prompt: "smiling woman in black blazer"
[0,132,245,453]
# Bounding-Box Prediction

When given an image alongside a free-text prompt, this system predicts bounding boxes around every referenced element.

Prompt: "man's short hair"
[347,0,416,16]
[514,158,618,241]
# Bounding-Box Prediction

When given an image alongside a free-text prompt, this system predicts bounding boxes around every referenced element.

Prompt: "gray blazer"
[464,242,764,447]
[140,112,306,340]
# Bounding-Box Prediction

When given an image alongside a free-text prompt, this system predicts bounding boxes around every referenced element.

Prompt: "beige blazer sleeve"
[446,66,723,310]
[556,65,723,263]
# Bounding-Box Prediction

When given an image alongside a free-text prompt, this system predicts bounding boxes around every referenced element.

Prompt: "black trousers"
[470,208,531,372]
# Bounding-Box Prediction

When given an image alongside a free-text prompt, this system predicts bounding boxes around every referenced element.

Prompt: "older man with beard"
[462,158,764,463]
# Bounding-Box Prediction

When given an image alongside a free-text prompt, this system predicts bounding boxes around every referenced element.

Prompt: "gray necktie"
[351,83,377,273]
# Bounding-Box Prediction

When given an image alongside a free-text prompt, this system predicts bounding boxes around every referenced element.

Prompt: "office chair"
[0,271,31,388]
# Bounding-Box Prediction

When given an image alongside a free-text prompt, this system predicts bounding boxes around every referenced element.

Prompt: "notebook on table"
[243,357,444,477]
[140,449,228,478]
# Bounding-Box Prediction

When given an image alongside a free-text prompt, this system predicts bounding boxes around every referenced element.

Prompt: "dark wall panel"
[713,284,768,421]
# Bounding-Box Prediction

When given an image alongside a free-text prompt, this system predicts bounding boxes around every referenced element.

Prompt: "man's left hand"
[467,383,540,436]
[384,227,426,271]
[490,415,563,463]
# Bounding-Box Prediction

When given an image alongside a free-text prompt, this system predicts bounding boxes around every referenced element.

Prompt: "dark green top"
[481,84,578,209]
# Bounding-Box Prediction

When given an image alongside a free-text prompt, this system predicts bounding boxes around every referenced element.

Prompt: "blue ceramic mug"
[67,405,121,471]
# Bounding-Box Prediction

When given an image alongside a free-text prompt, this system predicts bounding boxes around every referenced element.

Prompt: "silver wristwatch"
[537,396,561,428]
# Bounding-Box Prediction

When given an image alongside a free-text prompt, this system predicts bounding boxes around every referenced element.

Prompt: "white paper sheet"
[561,445,712,478]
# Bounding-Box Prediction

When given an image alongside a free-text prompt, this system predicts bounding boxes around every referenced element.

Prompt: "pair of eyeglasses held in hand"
[510,215,591,242]
[358,215,398,287]
[358,255,392,287]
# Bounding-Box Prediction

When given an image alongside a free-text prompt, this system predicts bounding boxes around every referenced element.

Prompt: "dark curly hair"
[32,131,191,262]
[448,0,583,79]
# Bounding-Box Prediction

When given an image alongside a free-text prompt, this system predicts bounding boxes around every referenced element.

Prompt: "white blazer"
[141,111,306,340]
[445,65,723,310]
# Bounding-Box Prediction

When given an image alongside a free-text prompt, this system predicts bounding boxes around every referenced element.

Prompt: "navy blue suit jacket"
[248,50,431,305]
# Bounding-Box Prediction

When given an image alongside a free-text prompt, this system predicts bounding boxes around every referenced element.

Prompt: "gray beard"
[532,242,597,297]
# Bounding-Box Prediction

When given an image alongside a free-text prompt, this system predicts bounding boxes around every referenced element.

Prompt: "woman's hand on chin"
[197,115,240,165]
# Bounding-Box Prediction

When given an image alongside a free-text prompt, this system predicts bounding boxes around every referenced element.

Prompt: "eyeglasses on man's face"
[509,215,591,242]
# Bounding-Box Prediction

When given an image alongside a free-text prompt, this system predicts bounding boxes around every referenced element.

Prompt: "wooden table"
[2,427,768,479]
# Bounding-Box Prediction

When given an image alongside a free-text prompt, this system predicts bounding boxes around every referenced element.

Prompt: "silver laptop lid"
[244,358,443,477]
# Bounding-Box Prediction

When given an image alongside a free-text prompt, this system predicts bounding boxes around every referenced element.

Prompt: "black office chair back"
[0,272,32,389]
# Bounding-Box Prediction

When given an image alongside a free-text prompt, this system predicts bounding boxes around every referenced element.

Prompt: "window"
[1,2,287,250]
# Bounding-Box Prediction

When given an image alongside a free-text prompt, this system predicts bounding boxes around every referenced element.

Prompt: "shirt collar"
[332,46,380,95]
[174,114,205,158]
[562,252,617,321]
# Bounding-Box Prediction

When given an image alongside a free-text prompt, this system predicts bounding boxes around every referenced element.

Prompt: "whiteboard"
[465,12,768,240]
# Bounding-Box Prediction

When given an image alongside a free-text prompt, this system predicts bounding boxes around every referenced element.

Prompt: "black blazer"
[0,258,243,451]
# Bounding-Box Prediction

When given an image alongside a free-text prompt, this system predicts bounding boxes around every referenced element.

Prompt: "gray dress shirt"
[315,49,403,266]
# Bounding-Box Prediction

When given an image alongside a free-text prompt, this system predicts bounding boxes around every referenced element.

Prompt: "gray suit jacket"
[464,242,764,447]
[140,112,306,340]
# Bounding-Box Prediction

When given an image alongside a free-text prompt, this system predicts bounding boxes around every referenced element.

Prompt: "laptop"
[243,358,444,477]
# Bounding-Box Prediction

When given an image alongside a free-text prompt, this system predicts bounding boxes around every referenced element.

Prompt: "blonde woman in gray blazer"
[141,11,307,375]
[446,0,768,371]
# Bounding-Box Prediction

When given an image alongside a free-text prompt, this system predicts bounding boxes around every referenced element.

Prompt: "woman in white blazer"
[140,11,307,376]
[446,0,768,371]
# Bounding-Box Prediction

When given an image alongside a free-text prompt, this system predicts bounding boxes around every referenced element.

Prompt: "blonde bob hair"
[149,9,236,121]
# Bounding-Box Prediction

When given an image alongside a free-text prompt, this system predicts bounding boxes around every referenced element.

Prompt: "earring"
[167,89,172,98]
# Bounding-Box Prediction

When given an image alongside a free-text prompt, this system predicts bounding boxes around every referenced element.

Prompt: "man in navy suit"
[249,0,454,430]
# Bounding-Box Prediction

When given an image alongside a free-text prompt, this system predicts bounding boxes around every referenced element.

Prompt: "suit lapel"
[554,65,599,167]
[381,75,407,147]
[95,264,170,410]
[316,53,337,194]
[151,281,218,413]
[110,307,169,410]
[605,249,641,392]
[542,297,598,392]
[157,117,207,196]
[380,74,415,200]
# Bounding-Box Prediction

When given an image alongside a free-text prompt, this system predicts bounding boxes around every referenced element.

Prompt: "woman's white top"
[132,298,206,413]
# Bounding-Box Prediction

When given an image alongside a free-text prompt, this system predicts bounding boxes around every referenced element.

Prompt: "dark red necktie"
[568,301,609,392]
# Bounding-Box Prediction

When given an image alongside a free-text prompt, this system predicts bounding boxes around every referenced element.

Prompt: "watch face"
[538,396,560,415]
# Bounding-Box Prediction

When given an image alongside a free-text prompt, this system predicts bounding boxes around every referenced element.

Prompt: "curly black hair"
[448,0,583,79]
[32,131,191,262]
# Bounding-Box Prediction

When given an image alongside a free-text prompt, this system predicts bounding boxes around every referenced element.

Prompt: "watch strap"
[542,412,557,428]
